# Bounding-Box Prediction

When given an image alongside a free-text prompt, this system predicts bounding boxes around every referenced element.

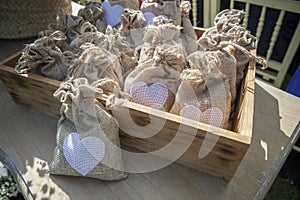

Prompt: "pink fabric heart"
[130,82,168,109]
[102,1,124,27]
[144,12,168,25]
[180,105,223,127]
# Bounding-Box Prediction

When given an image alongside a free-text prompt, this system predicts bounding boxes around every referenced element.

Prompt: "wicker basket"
[0,0,72,39]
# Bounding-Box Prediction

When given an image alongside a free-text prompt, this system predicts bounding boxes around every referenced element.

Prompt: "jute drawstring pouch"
[197,9,267,87]
[226,26,261,86]
[39,9,85,51]
[189,47,237,115]
[118,8,147,50]
[135,21,183,65]
[119,8,146,34]
[68,22,136,75]
[105,26,137,74]
[124,43,186,111]
[170,52,232,129]
[50,78,127,180]
[15,31,69,81]
[123,21,186,111]
[194,40,266,127]
[141,0,181,25]
[180,1,198,55]
[67,44,123,86]
[78,2,107,33]
[69,22,107,52]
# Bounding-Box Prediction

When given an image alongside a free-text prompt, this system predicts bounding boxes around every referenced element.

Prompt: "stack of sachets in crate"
[15,0,266,180]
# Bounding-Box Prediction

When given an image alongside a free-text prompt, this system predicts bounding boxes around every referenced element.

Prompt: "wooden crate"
[0,52,61,117]
[0,28,254,180]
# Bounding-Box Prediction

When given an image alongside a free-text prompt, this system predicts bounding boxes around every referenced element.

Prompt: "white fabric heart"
[180,105,224,159]
[63,132,105,176]
[130,82,169,109]
[180,105,223,127]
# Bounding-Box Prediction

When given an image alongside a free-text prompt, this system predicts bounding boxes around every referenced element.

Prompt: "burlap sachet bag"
[69,22,107,52]
[118,8,147,51]
[67,44,123,86]
[124,21,186,111]
[78,2,107,33]
[141,0,181,25]
[134,20,183,65]
[180,1,198,55]
[124,43,185,111]
[104,26,138,74]
[188,47,237,122]
[66,21,136,75]
[197,9,267,87]
[39,9,85,52]
[15,31,69,81]
[50,78,127,180]
[226,26,264,86]
[119,8,146,34]
[170,52,232,129]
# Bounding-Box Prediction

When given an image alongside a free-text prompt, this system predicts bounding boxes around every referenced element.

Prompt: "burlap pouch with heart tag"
[141,0,181,25]
[15,31,69,81]
[123,21,185,111]
[50,78,127,180]
[188,47,237,123]
[170,51,232,129]
[67,44,123,86]
[124,43,185,111]
[180,1,198,55]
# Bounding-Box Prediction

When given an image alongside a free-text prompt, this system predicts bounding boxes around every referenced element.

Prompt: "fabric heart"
[130,82,168,109]
[180,105,223,127]
[63,132,105,176]
[102,1,124,27]
[143,12,168,25]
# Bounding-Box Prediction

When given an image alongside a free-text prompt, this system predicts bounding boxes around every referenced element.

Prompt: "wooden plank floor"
[0,79,299,199]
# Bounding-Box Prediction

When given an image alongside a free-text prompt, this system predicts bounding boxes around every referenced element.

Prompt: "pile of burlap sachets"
[15,0,266,180]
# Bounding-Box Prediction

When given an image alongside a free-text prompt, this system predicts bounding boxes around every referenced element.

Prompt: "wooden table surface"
[0,76,299,199]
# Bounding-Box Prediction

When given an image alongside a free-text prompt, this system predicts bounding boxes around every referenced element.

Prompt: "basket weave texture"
[0,0,72,39]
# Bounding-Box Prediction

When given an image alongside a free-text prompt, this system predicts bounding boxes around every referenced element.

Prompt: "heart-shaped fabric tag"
[102,1,124,27]
[130,82,168,109]
[143,12,168,25]
[180,105,223,127]
[63,132,105,176]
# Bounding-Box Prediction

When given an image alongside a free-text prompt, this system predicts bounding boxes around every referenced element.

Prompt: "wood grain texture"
[232,51,255,137]
[108,61,254,180]
[0,54,60,117]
